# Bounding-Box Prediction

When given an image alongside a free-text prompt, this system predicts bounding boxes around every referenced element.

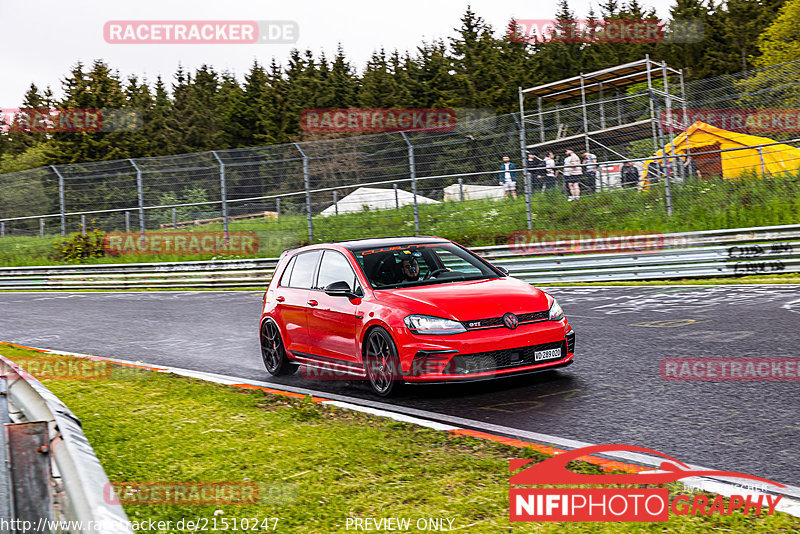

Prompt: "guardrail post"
[211,152,229,240]
[172,208,178,230]
[293,143,313,242]
[128,159,145,243]
[39,218,44,238]
[125,211,131,232]
[51,165,66,237]
[458,177,464,201]
[400,132,419,235]
[333,190,339,216]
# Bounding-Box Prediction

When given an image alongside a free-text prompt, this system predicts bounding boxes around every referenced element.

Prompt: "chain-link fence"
[2,59,800,263]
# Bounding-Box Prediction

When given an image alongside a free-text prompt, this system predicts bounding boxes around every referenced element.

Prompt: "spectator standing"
[621,161,640,188]
[527,152,545,192]
[646,161,661,185]
[684,156,702,179]
[499,156,518,199]
[563,149,582,201]
[543,151,557,191]
[581,152,598,193]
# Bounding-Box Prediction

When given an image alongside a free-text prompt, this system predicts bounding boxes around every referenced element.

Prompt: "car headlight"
[404,315,466,335]
[548,299,564,321]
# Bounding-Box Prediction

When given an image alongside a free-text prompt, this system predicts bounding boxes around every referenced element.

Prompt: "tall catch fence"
[2,59,800,261]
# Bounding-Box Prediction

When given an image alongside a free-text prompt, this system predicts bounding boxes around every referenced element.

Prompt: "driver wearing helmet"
[400,254,420,282]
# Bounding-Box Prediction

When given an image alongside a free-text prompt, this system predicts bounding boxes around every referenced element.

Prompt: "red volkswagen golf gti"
[260,237,575,396]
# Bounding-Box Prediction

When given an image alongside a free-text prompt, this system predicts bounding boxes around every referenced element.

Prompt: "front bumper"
[401,325,576,383]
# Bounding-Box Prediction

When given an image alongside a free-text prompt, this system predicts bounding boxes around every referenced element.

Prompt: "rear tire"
[364,327,404,397]
[260,319,298,376]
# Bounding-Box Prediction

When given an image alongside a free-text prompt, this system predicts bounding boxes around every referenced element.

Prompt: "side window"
[316,250,359,291]
[278,255,296,287]
[287,251,321,289]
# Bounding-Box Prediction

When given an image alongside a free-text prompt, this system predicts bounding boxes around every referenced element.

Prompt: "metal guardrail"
[0,355,133,533]
[0,224,798,289]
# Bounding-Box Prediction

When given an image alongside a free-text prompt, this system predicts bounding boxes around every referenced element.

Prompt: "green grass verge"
[1,173,799,267]
[2,345,798,533]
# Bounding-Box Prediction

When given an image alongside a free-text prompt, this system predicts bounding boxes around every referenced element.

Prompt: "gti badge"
[503,312,519,330]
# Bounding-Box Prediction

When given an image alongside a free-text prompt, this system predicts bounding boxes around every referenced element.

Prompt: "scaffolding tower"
[519,56,687,160]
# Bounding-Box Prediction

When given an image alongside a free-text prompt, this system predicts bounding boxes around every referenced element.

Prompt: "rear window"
[278,255,297,287]
[286,250,321,289]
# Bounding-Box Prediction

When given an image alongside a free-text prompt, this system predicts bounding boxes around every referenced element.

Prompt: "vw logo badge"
[503,312,519,330]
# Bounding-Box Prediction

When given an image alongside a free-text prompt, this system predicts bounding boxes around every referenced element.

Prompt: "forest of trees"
[1,0,798,174]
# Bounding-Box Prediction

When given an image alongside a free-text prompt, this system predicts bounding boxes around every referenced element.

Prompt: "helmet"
[399,250,420,281]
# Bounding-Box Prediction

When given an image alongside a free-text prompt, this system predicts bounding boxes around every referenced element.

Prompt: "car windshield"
[351,242,499,289]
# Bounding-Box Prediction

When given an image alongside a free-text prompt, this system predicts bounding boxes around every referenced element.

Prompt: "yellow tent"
[642,121,800,184]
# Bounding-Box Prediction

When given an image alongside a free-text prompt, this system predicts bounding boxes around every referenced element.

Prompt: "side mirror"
[324,281,357,298]
[496,266,510,276]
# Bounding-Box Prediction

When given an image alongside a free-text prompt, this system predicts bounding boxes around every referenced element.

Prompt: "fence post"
[128,159,145,242]
[80,214,86,234]
[393,184,399,209]
[458,178,464,201]
[400,133,419,235]
[276,198,281,218]
[758,147,766,177]
[211,151,229,240]
[333,190,338,216]
[172,208,178,229]
[51,165,66,237]
[0,222,4,237]
[39,218,44,238]
[293,143,313,243]
[125,211,130,232]
[518,88,533,231]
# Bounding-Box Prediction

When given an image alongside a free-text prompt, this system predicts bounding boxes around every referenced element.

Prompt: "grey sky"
[0,0,674,107]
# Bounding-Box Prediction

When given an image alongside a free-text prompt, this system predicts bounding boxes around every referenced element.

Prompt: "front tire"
[260,319,297,375]
[364,327,404,397]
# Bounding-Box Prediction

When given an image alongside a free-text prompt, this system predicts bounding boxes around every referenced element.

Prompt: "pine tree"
[753,0,800,67]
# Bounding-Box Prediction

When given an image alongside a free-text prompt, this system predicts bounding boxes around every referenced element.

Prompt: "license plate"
[534,348,562,361]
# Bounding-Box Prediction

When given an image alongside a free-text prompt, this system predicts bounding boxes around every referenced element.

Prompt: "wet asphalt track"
[1,285,799,486]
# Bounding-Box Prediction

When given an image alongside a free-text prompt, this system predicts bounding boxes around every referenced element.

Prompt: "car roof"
[334,236,451,251]
[279,236,453,258]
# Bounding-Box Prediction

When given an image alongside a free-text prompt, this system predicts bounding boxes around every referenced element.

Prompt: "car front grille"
[461,310,549,330]
[444,340,568,375]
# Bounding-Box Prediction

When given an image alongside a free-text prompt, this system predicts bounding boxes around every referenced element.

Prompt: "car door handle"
[275,296,285,302]
[307,300,318,307]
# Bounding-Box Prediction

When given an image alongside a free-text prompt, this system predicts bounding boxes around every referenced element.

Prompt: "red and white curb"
[2,340,799,518]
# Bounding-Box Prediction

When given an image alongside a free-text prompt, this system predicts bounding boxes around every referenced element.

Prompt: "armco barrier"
[0,224,798,290]
[0,355,133,533]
